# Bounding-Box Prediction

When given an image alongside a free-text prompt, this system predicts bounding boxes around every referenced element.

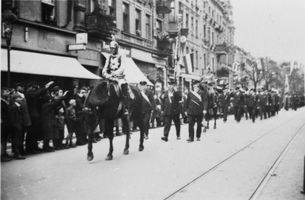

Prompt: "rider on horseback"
[102,40,130,116]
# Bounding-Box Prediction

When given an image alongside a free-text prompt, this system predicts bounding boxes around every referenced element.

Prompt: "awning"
[1,49,101,79]
[179,73,201,81]
[101,53,153,86]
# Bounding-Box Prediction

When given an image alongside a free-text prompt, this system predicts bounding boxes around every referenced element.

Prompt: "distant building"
[161,0,235,88]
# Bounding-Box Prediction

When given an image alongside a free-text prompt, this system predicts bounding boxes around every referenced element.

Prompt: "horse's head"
[86,80,110,106]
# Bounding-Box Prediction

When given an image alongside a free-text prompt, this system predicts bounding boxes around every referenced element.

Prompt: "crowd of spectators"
[1,81,96,162]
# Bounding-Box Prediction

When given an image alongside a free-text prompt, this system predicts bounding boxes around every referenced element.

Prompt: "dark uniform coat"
[161,90,182,116]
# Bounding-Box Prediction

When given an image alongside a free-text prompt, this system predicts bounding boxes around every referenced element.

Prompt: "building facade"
[161,0,235,88]
[1,0,170,88]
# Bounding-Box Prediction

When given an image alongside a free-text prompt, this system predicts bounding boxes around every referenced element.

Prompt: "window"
[203,24,206,40]
[123,3,129,32]
[185,13,189,29]
[109,0,116,20]
[179,2,183,13]
[212,57,215,71]
[204,53,207,70]
[191,17,193,35]
[207,27,211,43]
[88,0,95,13]
[41,0,56,25]
[135,9,141,36]
[156,19,162,33]
[145,14,151,39]
[191,49,194,72]
[212,31,214,46]
[195,51,198,70]
[195,20,198,38]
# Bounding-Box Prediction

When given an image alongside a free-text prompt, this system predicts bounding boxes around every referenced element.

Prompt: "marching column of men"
[2,78,305,162]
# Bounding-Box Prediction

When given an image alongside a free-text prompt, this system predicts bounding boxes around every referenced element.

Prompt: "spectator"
[25,81,53,154]
[53,88,67,150]
[15,83,32,155]
[1,88,13,162]
[9,92,26,159]
[65,99,77,148]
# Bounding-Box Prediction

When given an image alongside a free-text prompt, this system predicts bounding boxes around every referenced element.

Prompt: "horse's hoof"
[87,152,94,161]
[105,155,113,161]
[123,149,129,155]
[139,146,144,152]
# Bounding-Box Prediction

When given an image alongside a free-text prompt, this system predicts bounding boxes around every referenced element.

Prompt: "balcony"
[214,43,230,55]
[85,11,115,40]
[156,35,171,52]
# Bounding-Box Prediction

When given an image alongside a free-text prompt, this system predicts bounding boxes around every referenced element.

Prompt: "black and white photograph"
[1,0,305,199]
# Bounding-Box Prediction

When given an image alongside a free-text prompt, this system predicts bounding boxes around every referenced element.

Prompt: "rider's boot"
[121,83,130,116]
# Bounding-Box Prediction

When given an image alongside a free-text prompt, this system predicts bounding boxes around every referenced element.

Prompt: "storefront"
[1,49,101,88]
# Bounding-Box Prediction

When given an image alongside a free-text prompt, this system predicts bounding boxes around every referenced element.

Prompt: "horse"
[84,80,145,161]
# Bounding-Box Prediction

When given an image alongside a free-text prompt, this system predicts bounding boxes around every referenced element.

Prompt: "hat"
[139,81,147,85]
[168,78,176,85]
[192,80,200,85]
[51,85,61,93]
[15,82,24,88]
[110,41,119,49]
[11,92,22,100]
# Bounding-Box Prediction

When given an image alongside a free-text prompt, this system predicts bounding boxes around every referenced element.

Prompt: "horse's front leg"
[105,119,114,160]
[87,129,94,161]
[138,117,145,152]
[213,108,217,129]
[121,115,130,155]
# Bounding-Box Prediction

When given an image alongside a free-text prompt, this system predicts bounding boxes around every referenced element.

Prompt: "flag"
[284,74,290,94]
[289,61,294,75]
[232,62,239,72]
[183,53,193,74]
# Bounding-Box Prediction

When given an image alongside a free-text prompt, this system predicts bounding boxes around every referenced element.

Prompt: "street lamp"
[2,9,17,88]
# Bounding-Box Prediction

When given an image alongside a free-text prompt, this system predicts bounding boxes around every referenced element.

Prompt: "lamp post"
[2,9,17,88]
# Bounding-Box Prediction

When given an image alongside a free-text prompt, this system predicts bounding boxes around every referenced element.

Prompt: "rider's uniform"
[102,53,127,87]
[102,48,130,116]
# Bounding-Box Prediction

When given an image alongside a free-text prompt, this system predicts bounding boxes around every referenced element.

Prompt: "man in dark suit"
[247,89,257,122]
[25,81,53,153]
[139,81,155,140]
[233,87,244,122]
[184,80,208,142]
[74,87,88,145]
[1,88,13,162]
[161,78,182,142]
